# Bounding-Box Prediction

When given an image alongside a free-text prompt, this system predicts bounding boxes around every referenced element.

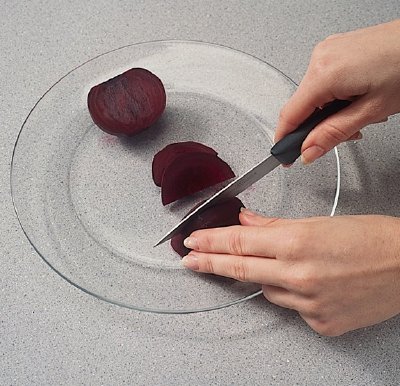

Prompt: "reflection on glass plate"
[11,41,340,313]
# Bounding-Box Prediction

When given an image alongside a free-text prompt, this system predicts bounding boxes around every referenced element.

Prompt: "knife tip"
[153,240,162,248]
[153,236,168,248]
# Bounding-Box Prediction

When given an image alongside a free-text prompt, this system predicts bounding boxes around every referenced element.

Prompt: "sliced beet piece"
[171,197,244,257]
[161,152,235,205]
[87,68,166,136]
[152,141,217,187]
[170,233,187,257]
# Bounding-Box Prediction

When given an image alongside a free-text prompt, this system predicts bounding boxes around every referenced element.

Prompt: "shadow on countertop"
[331,121,400,217]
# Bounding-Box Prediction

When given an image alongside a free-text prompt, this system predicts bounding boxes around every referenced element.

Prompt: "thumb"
[274,73,335,143]
[301,95,381,164]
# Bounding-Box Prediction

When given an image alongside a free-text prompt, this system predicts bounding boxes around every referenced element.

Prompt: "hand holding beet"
[183,212,400,336]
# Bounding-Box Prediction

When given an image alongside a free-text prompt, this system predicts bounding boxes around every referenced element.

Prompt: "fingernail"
[182,255,199,270]
[301,146,325,165]
[183,237,198,250]
[353,132,363,140]
[345,132,363,142]
[240,207,256,216]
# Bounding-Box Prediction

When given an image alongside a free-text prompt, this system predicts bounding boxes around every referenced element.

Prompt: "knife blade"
[154,99,351,247]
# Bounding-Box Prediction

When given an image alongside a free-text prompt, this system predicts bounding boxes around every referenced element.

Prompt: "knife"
[154,99,351,247]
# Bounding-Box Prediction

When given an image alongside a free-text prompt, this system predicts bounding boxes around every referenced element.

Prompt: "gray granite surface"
[1,1,400,385]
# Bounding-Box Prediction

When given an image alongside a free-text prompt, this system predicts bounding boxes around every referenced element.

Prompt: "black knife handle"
[270,99,351,164]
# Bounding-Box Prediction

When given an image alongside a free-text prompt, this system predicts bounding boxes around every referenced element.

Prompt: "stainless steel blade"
[154,154,281,246]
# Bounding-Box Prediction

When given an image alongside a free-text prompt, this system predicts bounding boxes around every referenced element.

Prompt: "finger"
[182,251,288,286]
[373,116,388,124]
[262,285,300,310]
[324,32,345,40]
[299,314,337,336]
[275,72,335,142]
[264,286,324,318]
[185,225,284,257]
[239,209,283,227]
[300,95,383,164]
[345,131,362,141]
[239,209,326,227]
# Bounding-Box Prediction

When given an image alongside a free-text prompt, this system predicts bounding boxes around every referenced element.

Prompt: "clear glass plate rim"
[10,39,340,314]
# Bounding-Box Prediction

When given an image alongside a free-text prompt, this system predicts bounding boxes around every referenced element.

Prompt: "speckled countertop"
[1,1,400,385]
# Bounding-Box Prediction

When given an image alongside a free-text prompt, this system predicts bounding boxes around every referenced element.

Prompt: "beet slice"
[87,68,166,136]
[161,152,235,205]
[152,141,217,187]
[171,197,244,257]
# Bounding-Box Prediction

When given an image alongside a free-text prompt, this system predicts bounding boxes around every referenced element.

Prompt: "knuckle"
[307,319,344,337]
[197,232,212,251]
[362,99,386,121]
[288,271,311,293]
[203,255,215,274]
[310,41,343,83]
[228,230,245,256]
[287,266,320,295]
[278,107,287,125]
[311,44,330,75]
[278,225,322,293]
[278,104,298,129]
[313,39,329,54]
[303,299,323,318]
[285,226,311,259]
[320,121,350,143]
[231,256,248,282]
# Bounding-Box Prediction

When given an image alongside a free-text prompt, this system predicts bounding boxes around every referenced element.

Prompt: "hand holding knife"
[155,99,351,246]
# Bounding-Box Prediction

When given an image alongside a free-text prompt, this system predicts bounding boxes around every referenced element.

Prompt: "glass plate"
[11,41,340,313]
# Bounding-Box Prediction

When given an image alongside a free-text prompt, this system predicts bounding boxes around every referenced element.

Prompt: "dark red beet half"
[87,68,166,136]
[161,152,235,205]
[171,197,244,257]
[152,141,217,186]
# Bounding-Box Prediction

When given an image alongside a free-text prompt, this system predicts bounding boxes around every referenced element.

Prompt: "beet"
[87,68,166,136]
[152,142,217,186]
[171,197,244,257]
[161,152,235,205]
